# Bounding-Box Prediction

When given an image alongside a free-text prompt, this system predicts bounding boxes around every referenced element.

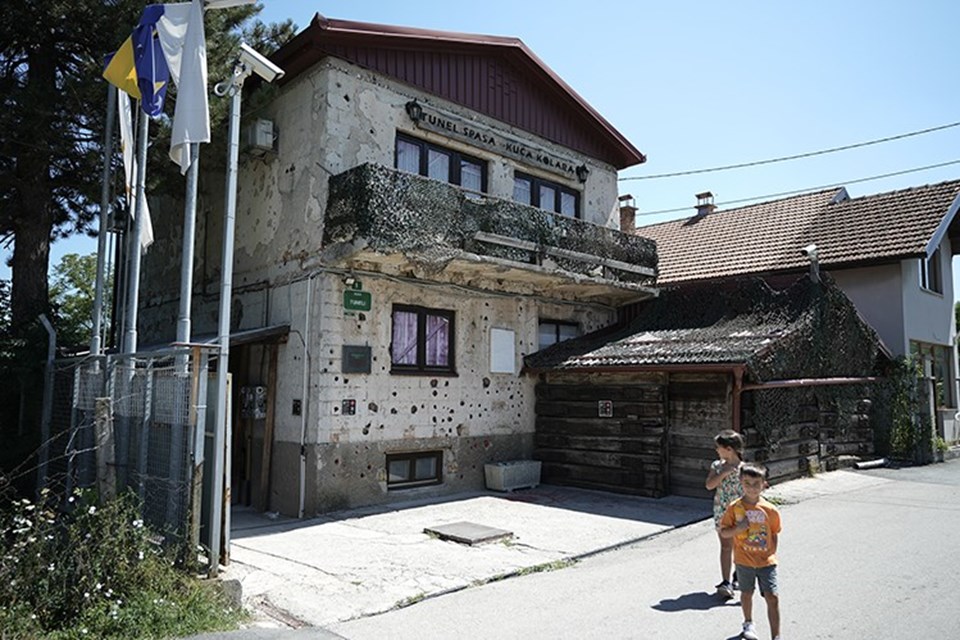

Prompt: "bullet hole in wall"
[368,402,378,412]
[482,378,490,388]
[430,379,438,387]
[411,405,417,414]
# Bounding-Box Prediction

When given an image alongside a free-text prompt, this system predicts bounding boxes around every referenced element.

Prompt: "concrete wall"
[831,262,905,356]
[134,56,632,515]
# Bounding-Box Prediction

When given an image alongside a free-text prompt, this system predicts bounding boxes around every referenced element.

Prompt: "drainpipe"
[298,274,315,518]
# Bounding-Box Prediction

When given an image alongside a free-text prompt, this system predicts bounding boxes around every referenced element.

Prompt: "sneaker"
[716,580,734,599]
[741,621,759,640]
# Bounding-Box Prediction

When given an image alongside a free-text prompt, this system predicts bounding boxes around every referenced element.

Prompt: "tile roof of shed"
[638,180,960,285]
[524,278,820,370]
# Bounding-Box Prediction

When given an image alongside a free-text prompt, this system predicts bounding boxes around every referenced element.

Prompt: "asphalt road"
[330,459,960,640]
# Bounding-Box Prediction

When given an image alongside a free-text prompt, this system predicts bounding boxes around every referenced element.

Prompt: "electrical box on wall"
[244,118,276,155]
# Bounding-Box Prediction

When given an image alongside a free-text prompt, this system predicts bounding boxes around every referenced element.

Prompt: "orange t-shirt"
[720,496,781,568]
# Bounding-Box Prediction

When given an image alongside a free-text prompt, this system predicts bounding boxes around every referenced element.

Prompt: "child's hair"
[714,430,744,457]
[740,463,768,480]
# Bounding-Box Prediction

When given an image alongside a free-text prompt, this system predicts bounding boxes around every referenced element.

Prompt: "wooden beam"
[257,344,279,512]
[474,230,657,277]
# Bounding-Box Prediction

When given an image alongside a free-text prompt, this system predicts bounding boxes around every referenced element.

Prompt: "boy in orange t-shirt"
[720,463,782,640]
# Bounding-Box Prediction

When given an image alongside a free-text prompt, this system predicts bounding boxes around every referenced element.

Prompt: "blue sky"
[7,0,960,290]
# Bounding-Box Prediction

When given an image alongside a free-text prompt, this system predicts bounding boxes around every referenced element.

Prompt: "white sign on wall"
[490,328,516,374]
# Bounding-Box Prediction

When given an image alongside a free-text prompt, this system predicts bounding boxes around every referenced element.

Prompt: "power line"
[620,121,960,181]
[635,159,960,217]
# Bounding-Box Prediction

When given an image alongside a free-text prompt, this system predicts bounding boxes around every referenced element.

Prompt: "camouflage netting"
[324,163,657,283]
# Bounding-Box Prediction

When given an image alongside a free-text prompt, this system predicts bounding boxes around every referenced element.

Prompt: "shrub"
[0,488,245,639]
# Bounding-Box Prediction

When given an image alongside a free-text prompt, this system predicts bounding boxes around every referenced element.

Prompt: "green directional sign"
[343,290,372,311]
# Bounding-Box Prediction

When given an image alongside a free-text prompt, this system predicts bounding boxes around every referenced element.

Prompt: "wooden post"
[95,397,116,501]
[257,344,278,512]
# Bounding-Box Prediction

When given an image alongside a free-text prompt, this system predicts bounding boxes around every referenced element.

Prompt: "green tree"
[49,253,99,349]
[0,1,294,334]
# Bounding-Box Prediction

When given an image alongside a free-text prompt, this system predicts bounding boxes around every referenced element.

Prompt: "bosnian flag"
[104,0,210,173]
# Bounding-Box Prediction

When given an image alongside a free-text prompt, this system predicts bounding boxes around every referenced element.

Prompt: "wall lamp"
[575,164,590,183]
[405,99,424,123]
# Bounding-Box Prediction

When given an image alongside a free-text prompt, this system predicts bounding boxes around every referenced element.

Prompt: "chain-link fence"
[36,349,211,553]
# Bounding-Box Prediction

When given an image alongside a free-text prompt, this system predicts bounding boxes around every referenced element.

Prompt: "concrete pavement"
[188,468,894,638]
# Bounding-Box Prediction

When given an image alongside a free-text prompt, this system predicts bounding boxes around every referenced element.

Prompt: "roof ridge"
[831,177,960,205]
[636,187,838,231]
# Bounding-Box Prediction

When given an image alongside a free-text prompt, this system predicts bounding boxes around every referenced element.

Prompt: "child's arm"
[719,517,749,539]
[705,461,735,490]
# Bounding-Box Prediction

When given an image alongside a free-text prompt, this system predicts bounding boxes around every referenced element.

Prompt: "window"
[386,451,442,489]
[395,133,486,193]
[919,247,943,294]
[538,320,580,350]
[513,172,580,218]
[391,304,455,374]
[911,341,955,408]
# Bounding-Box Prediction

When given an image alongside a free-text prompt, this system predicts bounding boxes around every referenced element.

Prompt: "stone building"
[139,15,655,515]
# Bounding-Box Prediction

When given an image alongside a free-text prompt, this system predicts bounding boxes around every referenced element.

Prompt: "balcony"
[322,163,659,306]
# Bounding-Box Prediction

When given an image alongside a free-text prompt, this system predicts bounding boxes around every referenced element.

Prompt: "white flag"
[117,93,155,251]
[156,0,210,173]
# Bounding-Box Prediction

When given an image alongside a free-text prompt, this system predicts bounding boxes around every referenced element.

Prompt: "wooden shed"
[523,276,891,498]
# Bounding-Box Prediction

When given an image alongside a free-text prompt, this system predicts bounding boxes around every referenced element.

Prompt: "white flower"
[132,519,144,528]
[95,582,102,590]
[47,563,55,571]
[137,551,144,560]
[30,614,36,620]
[68,496,75,503]
[87,506,97,515]
[84,592,90,598]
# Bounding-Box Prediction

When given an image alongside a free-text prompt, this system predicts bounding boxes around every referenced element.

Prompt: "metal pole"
[37,315,57,492]
[91,85,117,356]
[177,144,200,352]
[122,109,150,354]
[209,79,243,576]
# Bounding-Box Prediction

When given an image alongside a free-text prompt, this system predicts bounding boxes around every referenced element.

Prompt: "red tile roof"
[638,180,960,284]
[270,14,645,169]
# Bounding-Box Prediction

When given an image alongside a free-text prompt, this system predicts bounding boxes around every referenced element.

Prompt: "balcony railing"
[323,164,659,303]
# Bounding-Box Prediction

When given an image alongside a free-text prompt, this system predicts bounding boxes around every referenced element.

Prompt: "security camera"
[239,42,285,83]
[800,243,818,257]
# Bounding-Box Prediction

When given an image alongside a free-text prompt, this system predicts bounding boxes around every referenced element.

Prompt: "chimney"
[695,191,716,217]
[619,194,637,234]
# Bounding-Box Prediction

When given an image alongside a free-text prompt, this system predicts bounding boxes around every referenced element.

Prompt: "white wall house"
[138,15,655,516]
[637,181,960,446]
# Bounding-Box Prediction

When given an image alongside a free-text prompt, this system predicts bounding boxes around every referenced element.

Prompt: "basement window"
[387,451,443,489]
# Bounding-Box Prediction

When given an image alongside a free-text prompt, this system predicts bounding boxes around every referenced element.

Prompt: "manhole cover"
[424,521,513,545]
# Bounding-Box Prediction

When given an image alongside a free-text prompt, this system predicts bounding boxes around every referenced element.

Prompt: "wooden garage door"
[667,373,733,498]
[534,372,668,497]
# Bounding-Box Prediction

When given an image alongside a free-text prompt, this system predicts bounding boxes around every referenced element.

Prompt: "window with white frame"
[911,340,954,408]
[390,304,455,374]
[919,247,943,294]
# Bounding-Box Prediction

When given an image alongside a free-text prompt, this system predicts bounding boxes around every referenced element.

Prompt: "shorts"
[735,564,778,596]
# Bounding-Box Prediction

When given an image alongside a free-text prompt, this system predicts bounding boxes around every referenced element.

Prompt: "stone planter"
[484,460,541,492]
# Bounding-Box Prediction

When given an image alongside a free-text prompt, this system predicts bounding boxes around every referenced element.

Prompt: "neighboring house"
[524,276,890,498]
[635,181,960,445]
[138,15,656,515]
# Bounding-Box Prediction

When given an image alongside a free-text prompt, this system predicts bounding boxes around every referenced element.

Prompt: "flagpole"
[122,108,149,355]
[176,143,200,353]
[91,85,117,357]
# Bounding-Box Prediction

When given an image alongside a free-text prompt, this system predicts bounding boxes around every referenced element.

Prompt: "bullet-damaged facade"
[139,14,656,516]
